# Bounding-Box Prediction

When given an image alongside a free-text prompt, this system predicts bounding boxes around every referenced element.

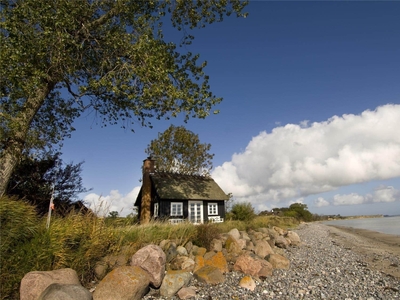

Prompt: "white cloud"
[314,197,330,207]
[333,193,366,206]
[372,185,400,203]
[84,186,141,217]
[212,104,400,211]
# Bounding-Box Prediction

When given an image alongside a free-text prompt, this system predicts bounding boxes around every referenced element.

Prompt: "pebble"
[143,223,400,299]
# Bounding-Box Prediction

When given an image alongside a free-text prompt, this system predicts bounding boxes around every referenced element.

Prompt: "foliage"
[5,152,89,216]
[227,202,256,221]
[0,0,248,195]
[193,223,221,250]
[271,203,313,222]
[145,125,214,175]
[0,197,297,300]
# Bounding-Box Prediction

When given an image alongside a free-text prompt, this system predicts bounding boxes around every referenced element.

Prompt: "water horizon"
[323,216,400,236]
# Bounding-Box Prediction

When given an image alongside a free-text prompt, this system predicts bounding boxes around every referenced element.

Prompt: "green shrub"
[229,202,256,221]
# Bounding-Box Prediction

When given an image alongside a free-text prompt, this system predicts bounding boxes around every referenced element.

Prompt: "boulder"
[93,266,149,300]
[191,246,207,257]
[233,254,273,278]
[165,243,178,263]
[228,228,240,240]
[254,240,274,259]
[225,235,243,255]
[274,235,290,249]
[267,253,290,269]
[169,256,195,272]
[194,265,225,285]
[160,270,192,297]
[177,286,197,300]
[204,251,229,274]
[130,244,166,288]
[285,231,301,246]
[210,239,223,252]
[20,268,80,300]
[177,245,188,256]
[38,284,92,300]
[239,276,256,291]
[273,226,287,236]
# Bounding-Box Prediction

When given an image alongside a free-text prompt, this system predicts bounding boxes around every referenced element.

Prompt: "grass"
[0,196,298,299]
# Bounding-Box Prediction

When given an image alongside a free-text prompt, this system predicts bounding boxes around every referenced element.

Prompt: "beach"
[326,224,400,280]
[144,222,400,299]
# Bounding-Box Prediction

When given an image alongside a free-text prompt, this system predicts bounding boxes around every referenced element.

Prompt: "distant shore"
[327,225,400,279]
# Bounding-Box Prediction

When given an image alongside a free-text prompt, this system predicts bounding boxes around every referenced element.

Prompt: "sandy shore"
[326,224,400,279]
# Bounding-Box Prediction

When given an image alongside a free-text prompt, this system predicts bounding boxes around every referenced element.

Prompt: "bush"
[193,223,221,250]
[229,202,256,221]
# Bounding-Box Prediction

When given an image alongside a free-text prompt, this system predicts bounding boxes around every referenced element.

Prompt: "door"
[188,201,203,224]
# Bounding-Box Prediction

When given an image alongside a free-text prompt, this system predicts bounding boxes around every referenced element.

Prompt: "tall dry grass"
[0,196,298,299]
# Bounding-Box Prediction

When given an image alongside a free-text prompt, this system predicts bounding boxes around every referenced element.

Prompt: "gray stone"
[228,228,240,240]
[38,284,92,300]
[177,286,197,299]
[160,270,192,297]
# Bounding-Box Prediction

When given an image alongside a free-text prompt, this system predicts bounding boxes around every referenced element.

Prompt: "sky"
[61,1,400,217]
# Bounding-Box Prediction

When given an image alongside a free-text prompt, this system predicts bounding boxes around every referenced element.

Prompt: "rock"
[228,228,240,240]
[286,231,301,246]
[165,243,178,263]
[239,276,256,291]
[194,265,225,285]
[160,270,192,297]
[246,240,255,252]
[225,235,243,255]
[94,262,108,280]
[210,239,223,252]
[184,241,193,254]
[193,255,205,273]
[20,268,80,300]
[169,256,195,272]
[204,251,229,274]
[267,253,290,269]
[38,284,92,300]
[177,246,188,256]
[191,246,207,257]
[93,266,149,300]
[240,231,251,241]
[254,240,274,258]
[130,244,166,288]
[273,226,287,236]
[233,254,273,278]
[275,235,290,249]
[177,286,197,299]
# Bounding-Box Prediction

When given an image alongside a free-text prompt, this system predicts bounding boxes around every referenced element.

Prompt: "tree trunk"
[0,83,54,197]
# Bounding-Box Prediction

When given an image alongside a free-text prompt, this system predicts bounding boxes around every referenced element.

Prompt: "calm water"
[323,216,400,236]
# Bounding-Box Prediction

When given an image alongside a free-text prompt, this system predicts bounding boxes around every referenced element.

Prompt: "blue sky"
[61,2,400,217]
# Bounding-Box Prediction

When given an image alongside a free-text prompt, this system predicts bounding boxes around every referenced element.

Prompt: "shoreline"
[325,224,400,279]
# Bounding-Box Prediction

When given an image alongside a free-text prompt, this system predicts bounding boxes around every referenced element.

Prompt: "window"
[208,203,218,215]
[154,203,159,217]
[171,202,183,216]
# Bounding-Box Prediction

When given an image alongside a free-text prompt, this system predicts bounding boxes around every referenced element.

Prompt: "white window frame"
[208,203,218,215]
[170,202,183,216]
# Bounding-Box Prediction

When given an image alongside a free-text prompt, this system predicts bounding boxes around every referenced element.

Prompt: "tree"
[228,202,255,221]
[0,1,248,196]
[6,152,89,216]
[145,125,214,176]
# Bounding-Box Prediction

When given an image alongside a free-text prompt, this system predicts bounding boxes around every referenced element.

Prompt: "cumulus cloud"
[212,104,400,210]
[314,197,330,207]
[84,186,141,217]
[311,185,400,207]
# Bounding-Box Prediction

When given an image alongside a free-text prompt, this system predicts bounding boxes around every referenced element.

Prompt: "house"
[134,157,229,224]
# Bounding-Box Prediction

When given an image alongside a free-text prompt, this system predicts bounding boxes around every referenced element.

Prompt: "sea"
[323,216,400,236]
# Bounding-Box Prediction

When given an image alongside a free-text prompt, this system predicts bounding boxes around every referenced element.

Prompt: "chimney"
[140,157,155,224]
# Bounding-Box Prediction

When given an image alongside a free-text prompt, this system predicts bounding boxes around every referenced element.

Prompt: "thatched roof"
[135,172,229,205]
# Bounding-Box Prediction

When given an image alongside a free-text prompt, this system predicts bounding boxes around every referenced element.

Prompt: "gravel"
[144,222,400,300]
